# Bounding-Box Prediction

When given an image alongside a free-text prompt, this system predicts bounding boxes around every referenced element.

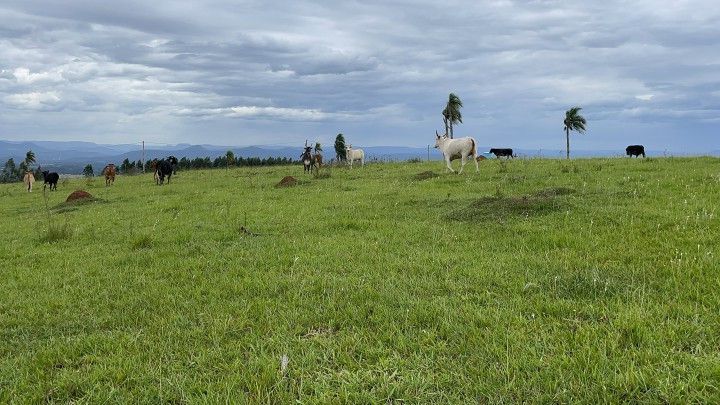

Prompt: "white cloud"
[4,91,61,109]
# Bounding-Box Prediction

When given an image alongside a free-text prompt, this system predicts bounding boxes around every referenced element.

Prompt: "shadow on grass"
[51,197,105,213]
[413,170,440,181]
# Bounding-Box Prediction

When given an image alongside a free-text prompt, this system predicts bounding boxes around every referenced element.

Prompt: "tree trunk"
[566,128,570,160]
[444,117,448,137]
[450,120,454,139]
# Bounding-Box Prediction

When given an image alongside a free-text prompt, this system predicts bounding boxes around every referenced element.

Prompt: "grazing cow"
[626,145,646,158]
[489,148,514,158]
[42,171,59,191]
[434,131,479,174]
[156,159,173,185]
[23,171,35,192]
[102,164,117,186]
[301,146,313,173]
[345,145,365,168]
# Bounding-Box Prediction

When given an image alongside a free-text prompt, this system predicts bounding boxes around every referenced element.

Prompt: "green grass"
[1,157,719,402]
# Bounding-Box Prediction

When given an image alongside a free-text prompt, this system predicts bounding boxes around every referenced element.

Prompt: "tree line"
[1,150,298,183]
[0,151,39,184]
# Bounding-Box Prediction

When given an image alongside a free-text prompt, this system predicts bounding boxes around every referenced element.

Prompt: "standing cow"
[42,171,59,191]
[626,145,646,158]
[345,145,365,168]
[168,155,179,175]
[156,159,173,185]
[434,131,479,174]
[102,164,117,186]
[23,171,35,192]
[301,146,313,173]
[489,148,514,158]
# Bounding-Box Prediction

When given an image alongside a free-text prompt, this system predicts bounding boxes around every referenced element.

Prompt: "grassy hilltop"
[1,157,719,402]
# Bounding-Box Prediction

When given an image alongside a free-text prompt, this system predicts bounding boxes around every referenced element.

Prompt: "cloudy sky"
[1,1,718,151]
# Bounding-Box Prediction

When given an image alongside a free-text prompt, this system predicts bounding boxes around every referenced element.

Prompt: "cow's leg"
[473,154,479,172]
[458,154,466,174]
[445,157,455,173]
[361,158,364,167]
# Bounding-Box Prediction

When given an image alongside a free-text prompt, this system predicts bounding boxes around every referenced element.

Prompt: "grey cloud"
[0,0,719,151]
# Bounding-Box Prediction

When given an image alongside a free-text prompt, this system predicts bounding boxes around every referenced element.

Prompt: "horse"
[102,164,117,186]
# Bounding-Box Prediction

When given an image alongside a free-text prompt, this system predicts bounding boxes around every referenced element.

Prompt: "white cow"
[345,145,365,168]
[434,131,479,174]
[23,171,35,192]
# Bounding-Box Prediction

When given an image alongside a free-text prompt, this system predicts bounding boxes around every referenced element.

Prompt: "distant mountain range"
[1,140,717,174]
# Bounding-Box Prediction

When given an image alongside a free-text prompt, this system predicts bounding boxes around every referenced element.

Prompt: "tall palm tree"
[442,93,463,138]
[563,107,587,159]
[25,150,36,167]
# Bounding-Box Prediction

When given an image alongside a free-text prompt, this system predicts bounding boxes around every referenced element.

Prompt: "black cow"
[167,155,179,175]
[156,159,173,185]
[489,148,514,158]
[42,171,59,191]
[300,146,313,173]
[626,145,646,158]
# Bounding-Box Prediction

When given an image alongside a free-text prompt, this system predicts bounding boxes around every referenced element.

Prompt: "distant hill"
[1,140,716,174]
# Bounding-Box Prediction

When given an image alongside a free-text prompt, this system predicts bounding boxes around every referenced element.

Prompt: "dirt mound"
[476,155,487,161]
[276,176,298,188]
[66,190,93,202]
[448,187,576,222]
[414,171,439,180]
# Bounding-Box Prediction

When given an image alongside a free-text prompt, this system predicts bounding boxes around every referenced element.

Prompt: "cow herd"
[323,133,647,174]
[18,139,649,194]
[20,155,180,193]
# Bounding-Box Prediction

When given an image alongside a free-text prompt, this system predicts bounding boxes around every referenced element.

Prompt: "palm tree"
[25,150,36,167]
[334,134,346,161]
[563,107,587,159]
[442,93,463,138]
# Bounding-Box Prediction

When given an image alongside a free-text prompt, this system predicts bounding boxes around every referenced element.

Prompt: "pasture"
[1,157,719,402]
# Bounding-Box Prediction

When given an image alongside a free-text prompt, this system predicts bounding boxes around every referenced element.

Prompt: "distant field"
[1,157,719,402]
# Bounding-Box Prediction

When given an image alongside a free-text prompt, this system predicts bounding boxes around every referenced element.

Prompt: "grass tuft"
[40,222,73,243]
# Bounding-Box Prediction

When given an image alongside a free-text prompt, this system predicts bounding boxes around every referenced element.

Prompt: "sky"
[1,0,719,151]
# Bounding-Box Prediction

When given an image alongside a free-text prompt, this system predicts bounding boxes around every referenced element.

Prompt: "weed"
[40,222,73,243]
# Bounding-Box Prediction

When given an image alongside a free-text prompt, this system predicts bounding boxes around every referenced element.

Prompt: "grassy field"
[1,157,719,402]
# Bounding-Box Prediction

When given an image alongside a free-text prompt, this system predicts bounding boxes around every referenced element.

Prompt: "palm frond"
[564,107,587,133]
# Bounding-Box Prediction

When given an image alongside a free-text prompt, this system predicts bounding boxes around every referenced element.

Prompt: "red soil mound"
[66,190,93,202]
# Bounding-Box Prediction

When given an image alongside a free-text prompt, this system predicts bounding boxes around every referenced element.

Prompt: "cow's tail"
[470,138,477,158]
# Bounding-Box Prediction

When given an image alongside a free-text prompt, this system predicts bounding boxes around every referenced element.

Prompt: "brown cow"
[102,164,117,186]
